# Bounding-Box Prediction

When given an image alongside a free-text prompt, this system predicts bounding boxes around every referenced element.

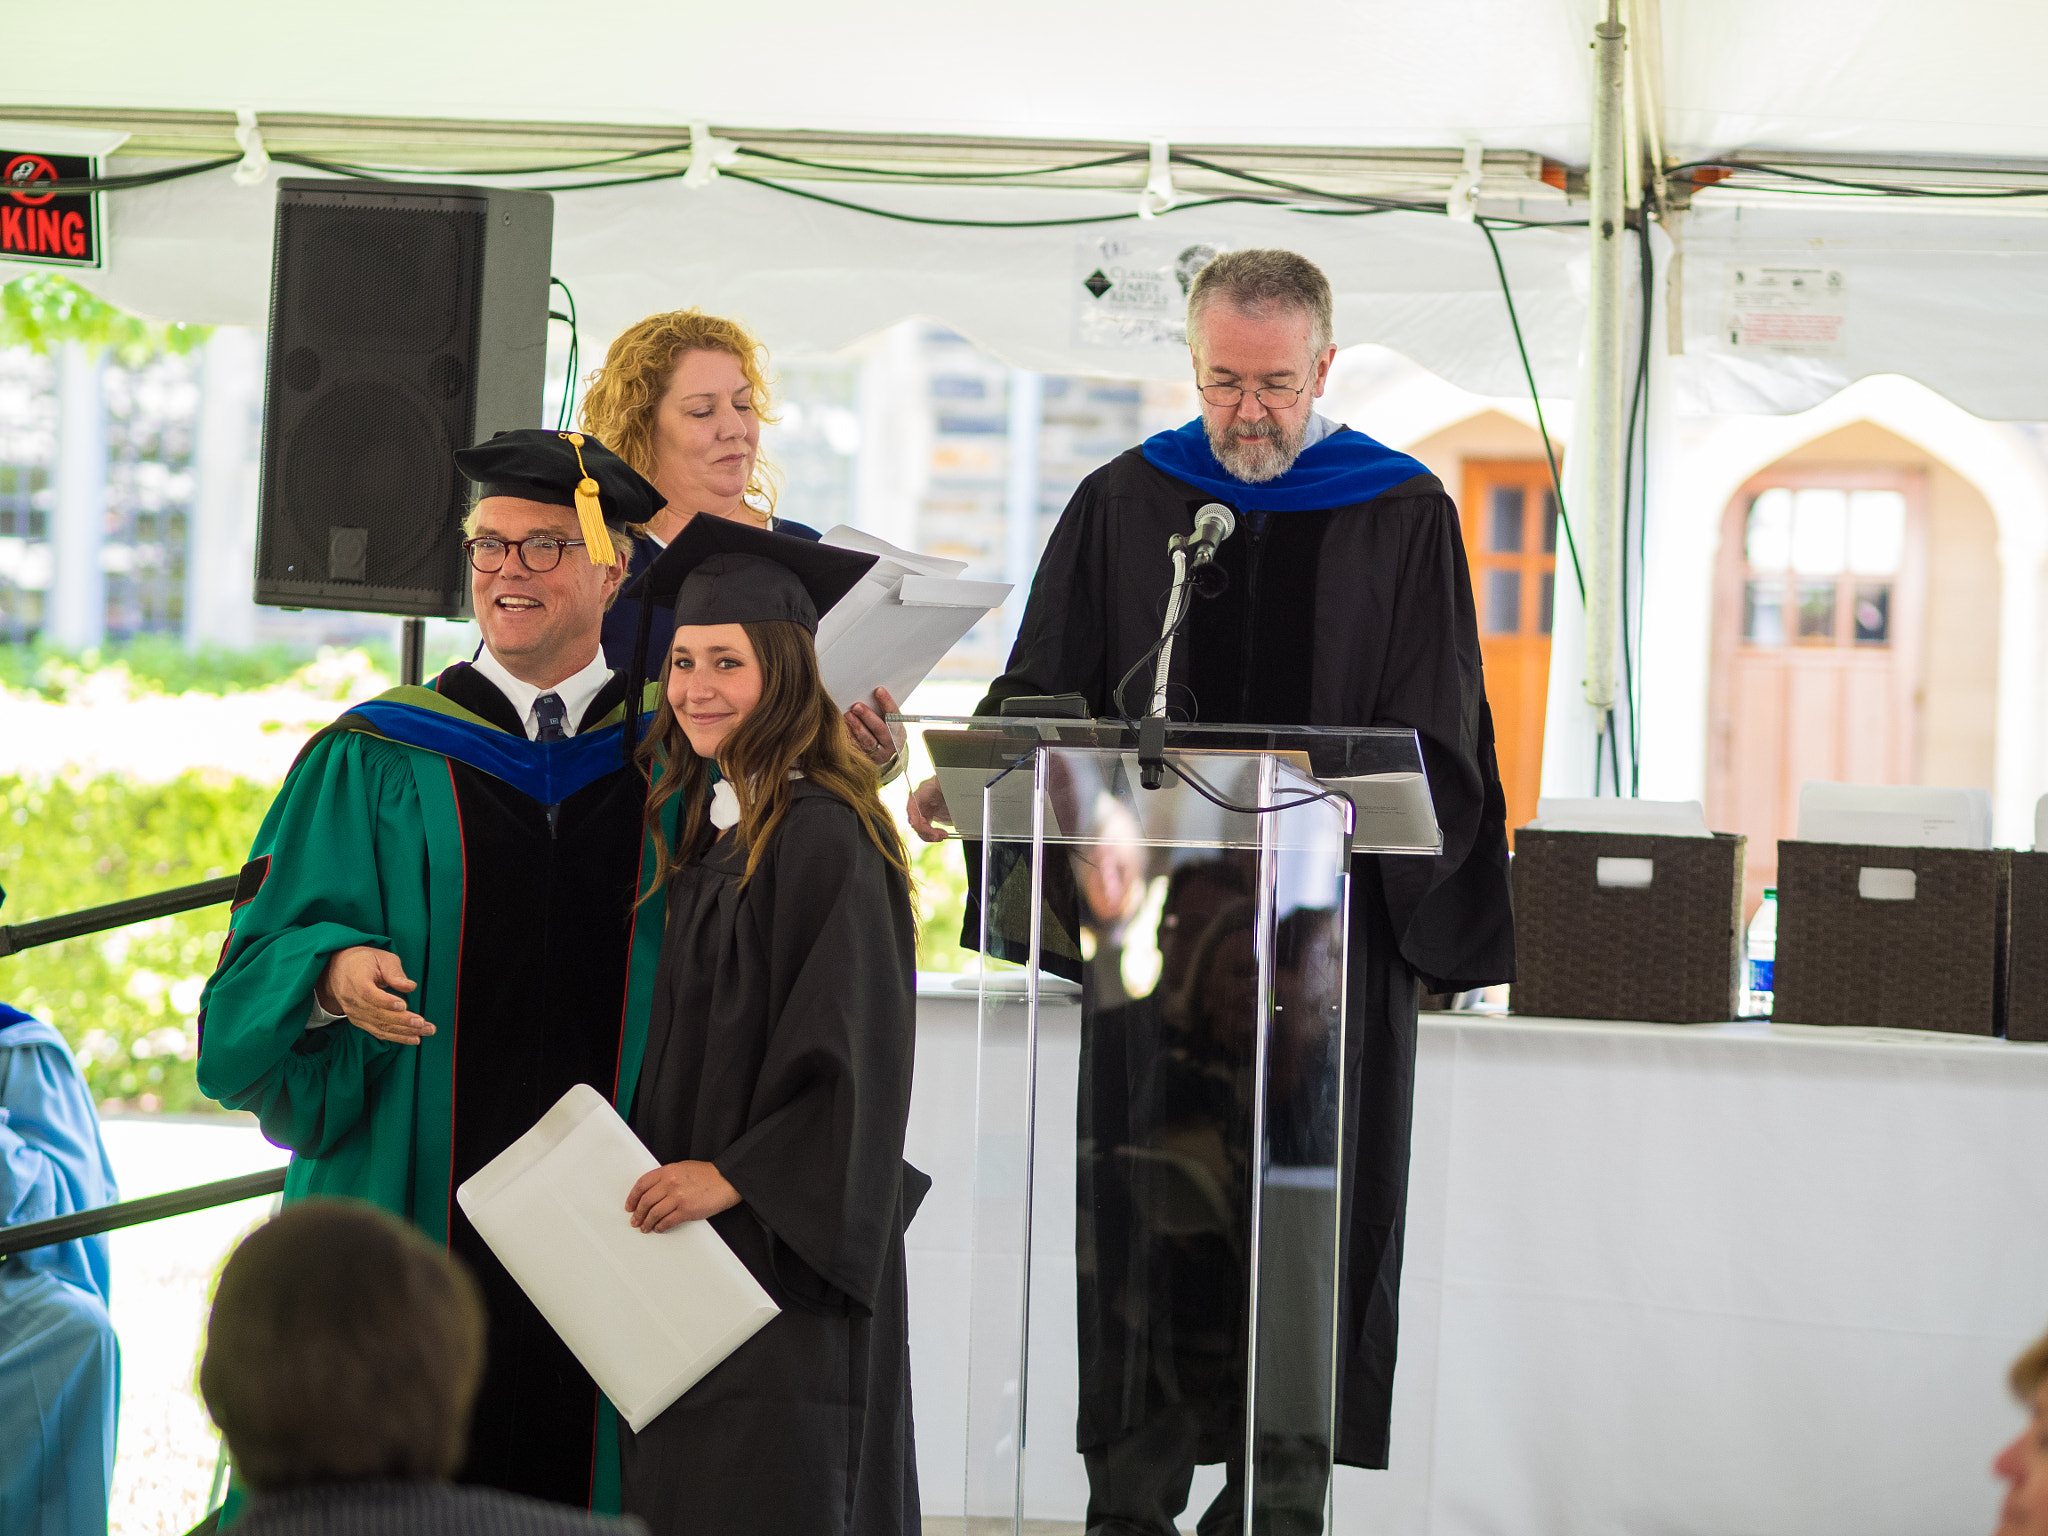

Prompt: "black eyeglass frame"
[461,536,589,573]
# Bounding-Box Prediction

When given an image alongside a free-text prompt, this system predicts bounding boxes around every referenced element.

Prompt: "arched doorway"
[1706,422,2002,914]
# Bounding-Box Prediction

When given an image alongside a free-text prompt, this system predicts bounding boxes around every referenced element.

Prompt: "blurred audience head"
[200,1200,486,1493]
[1995,1327,2048,1536]
[1156,857,1254,995]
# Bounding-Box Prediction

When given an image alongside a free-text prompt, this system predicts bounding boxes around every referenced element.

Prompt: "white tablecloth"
[906,988,2048,1534]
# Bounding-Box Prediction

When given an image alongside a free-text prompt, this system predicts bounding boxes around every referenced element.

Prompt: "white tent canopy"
[8,0,2048,415]
[18,0,2048,164]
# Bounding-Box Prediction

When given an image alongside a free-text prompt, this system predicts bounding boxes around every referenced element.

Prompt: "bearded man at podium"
[909,248,1515,1525]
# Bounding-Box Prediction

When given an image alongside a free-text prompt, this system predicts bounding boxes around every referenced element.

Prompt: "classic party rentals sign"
[1,150,102,268]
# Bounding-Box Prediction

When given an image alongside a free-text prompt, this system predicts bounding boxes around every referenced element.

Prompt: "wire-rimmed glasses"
[462,536,588,573]
[1197,376,1312,410]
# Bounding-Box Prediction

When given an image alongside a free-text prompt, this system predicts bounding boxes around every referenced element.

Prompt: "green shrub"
[0,637,398,700]
[912,835,973,973]
[0,772,271,1111]
[0,767,984,1107]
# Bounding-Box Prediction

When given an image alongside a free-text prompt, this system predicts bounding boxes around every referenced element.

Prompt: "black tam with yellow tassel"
[455,427,667,754]
[454,428,663,557]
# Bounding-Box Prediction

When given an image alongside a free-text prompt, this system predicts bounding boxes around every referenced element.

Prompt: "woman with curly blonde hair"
[585,309,902,769]
[580,309,810,545]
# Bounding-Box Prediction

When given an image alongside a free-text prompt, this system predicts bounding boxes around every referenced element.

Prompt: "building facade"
[0,320,1195,675]
[1327,348,2048,901]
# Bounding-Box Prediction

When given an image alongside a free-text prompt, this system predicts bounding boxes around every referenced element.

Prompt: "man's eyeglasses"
[462,536,588,574]
[1198,378,1312,409]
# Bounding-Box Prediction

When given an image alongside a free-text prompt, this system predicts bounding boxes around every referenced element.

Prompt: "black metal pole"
[0,875,239,959]
[401,616,426,687]
[0,1166,287,1258]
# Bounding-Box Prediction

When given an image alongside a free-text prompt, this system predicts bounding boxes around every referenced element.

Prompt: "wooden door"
[1461,460,1557,841]
[1707,469,1927,918]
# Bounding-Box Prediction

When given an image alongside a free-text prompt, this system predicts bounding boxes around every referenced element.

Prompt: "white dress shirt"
[468,646,616,739]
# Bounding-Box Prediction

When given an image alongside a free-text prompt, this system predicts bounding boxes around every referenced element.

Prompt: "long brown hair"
[577,309,782,520]
[638,619,909,896]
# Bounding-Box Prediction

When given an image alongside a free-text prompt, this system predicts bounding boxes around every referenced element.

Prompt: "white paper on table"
[922,729,1071,843]
[2037,792,2048,853]
[814,526,1010,712]
[1796,782,1991,850]
[1323,772,1444,853]
[1528,797,1713,838]
[933,762,1040,842]
[454,1084,778,1434]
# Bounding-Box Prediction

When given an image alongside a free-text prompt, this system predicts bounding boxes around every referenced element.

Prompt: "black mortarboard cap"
[615,516,875,760]
[623,515,875,635]
[455,429,663,564]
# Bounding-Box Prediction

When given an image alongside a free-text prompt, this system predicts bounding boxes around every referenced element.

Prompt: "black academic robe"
[432,664,657,1506]
[624,782,925,1535]
[197,659,671,1518]
[978,446,1515,1471]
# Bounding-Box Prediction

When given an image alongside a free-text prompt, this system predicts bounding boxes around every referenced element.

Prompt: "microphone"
[1184,502,1236,567]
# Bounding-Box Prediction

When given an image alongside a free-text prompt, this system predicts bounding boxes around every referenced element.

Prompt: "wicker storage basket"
[1773,841,2010,1035]
[1510,830,1745,1023]
[2005,851,2048,1041]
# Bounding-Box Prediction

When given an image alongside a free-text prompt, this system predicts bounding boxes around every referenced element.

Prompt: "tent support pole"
[1583,5,1630,723]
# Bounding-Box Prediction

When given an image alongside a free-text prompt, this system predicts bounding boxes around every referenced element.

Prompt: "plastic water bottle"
[1744,888,1777,1018]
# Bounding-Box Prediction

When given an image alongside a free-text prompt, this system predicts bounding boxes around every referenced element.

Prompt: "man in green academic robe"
[197,430,675,1512]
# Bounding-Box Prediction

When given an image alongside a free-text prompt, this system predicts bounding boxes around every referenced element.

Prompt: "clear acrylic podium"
[904,717,1441,1536]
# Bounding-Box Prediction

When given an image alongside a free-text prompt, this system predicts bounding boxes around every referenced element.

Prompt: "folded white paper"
[2035,792,2048,852]
[454,1084,778,1433]
[1796,782,1991,850]
[1528,798,1713,838]
[1323,773,1443,853]
[820,525,968,582]
[815,526,1011,712]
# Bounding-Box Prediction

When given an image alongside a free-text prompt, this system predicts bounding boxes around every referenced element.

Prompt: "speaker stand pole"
[400,618,426,688]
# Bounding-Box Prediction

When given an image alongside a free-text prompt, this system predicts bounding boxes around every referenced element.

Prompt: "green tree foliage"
[1,272,211,365]
[0,772,271,1110]
[0,637,318,699]
[0,636,455,700]
[912,834,972,974]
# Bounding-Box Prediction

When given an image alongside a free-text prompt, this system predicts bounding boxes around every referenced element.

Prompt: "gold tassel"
[561,432,617,566]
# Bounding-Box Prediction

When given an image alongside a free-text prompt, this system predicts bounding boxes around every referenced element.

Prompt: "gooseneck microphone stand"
[1139,531,1210,790]
[1149,538,1199,719]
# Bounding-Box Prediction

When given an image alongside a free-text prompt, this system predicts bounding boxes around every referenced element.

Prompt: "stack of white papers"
[1323,773,1443,853]
[1527,798,1713,838]
[1797,782,1992,850]
[455,1084,778,1433]
[815,527,1012,712]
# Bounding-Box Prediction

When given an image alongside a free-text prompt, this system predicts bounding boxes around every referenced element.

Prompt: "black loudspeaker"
[254,178,553,616]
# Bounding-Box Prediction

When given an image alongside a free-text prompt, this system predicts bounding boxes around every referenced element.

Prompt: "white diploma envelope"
[815,526,1011,712]
[1796,781,1992,850]
[454,1083,779,1433]
[1529,797,1713,838]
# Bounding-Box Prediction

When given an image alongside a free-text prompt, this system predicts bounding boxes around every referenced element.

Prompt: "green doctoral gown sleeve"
[195,730,434,1171]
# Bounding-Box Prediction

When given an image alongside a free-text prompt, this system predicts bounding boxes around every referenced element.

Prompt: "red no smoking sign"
[1,150,102,268]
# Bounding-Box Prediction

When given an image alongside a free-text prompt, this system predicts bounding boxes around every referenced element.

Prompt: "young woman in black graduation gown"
[617,524,925,1535]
